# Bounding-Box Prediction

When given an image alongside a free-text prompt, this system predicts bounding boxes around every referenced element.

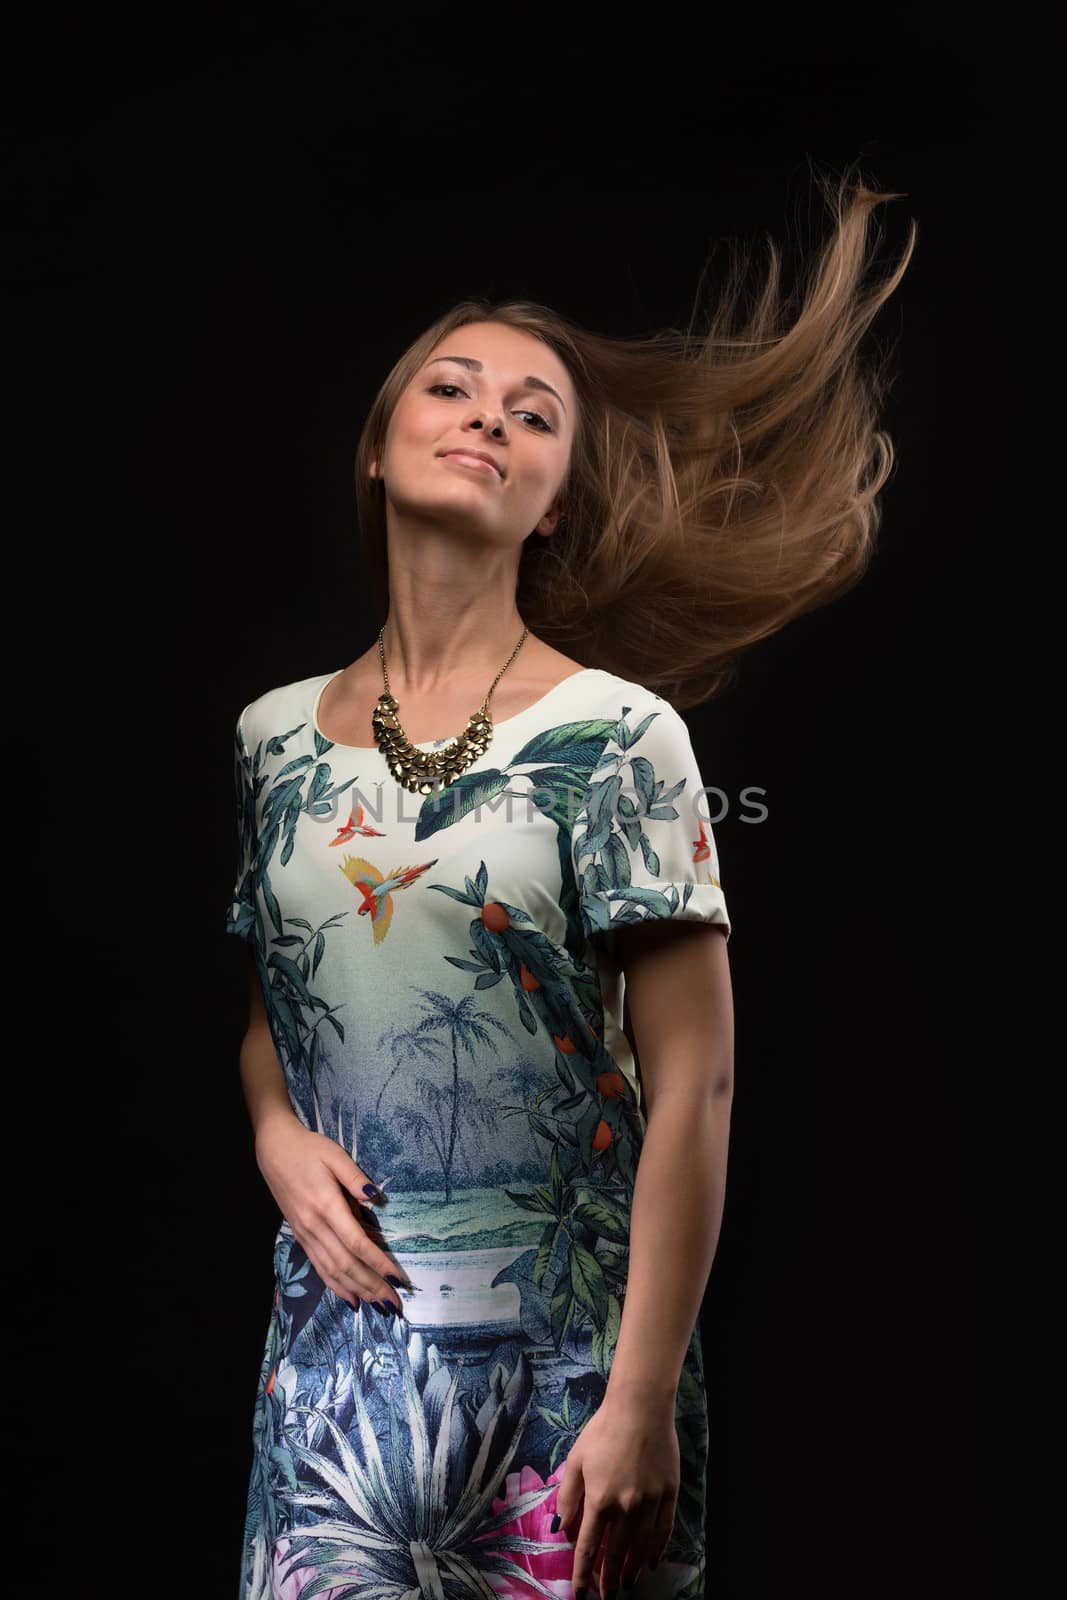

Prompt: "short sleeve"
[570,697,731,956]
[224,707,259,944]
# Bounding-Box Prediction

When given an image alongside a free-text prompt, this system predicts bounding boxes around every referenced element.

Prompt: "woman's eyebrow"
[425,355,567,414]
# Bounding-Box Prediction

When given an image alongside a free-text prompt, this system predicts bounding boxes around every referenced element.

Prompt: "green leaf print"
[591,1293,623,1379]
[549,1259,574,1351]
[568,1241,608,1325]
[571,1197,630,1244]
[532,1221,562,1288]
[413,768,514,842]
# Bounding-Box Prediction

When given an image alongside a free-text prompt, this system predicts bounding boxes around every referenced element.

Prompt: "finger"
[552,1452,579,1534]
[326,1148,388,1212]
[342,1192,391,1253]
[646,1488,678,1576]
[570,1500,610,1600]
[321,1188,412,1312]
[321,1153,408,1288]
[322,1222,408,1316]
[596,1506,634,1598]
[343,1189,383,1231]
[311,1241,392,1318]
[289,1219,362,1309]
[291,1206,395,1314]
[616,1491,665,1592]
[553,1472,583,1552]
[321,1270,361,1310]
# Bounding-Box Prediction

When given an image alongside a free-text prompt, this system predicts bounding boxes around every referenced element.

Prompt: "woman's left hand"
[554,1391,680,1596]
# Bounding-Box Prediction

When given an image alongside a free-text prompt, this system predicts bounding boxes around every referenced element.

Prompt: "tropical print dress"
[224,664,732,1600]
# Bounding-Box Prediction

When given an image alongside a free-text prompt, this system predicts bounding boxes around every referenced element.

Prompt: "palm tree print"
[401,990,515,1203]
[390,1069,497,1199]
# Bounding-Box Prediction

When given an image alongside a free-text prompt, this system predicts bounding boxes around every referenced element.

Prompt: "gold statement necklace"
[372,624,529,795]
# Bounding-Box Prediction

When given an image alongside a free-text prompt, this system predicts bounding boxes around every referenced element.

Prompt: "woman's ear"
[535,503,564,538]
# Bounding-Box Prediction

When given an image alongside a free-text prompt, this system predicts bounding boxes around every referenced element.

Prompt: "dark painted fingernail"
[623,1579,638,1592]
[385,1273,408,1289]
[549,1513,560,1532]
[575,1589,587,1599]
[362,1183,381,1198]
[372,1299,389,1314]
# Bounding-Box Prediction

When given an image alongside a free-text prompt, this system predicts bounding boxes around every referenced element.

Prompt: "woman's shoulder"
[234,668,337,752]
[566,671,702,775]
[572,666,682,720]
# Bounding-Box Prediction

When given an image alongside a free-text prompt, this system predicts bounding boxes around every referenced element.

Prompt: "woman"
[226,172,915,1599]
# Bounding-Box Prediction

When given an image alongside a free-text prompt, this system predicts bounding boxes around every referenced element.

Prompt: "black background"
[8,5,994,1594]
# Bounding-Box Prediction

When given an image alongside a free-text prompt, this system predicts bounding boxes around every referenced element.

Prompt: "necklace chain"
[373,624,529,795]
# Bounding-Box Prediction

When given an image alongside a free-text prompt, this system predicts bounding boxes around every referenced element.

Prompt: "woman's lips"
[442,451,501,477]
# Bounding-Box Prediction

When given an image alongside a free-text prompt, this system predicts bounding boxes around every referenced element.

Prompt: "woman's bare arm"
[238,947,410,1313]
[603,919,734,1409]
[239,947,299,1139]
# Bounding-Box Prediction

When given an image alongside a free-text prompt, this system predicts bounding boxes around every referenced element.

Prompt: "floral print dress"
[224,664,732,1599]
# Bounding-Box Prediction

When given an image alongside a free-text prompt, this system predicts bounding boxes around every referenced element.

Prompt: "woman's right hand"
[254,1110,409,1316]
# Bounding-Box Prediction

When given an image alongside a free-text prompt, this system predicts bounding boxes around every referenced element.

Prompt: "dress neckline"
[310,666,601,754]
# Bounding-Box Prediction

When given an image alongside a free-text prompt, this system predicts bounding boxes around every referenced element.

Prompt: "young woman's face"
[371,321,577,549]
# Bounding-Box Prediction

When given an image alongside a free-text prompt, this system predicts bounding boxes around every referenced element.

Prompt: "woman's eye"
[426,383,553,433]
[520,410,553,433]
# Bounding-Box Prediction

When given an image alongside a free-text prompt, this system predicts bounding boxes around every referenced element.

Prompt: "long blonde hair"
[353,166,917,711]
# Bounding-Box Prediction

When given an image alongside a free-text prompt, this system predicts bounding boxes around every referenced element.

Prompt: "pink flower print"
[478,1462,574,1596]
[271,1535,354,1600]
